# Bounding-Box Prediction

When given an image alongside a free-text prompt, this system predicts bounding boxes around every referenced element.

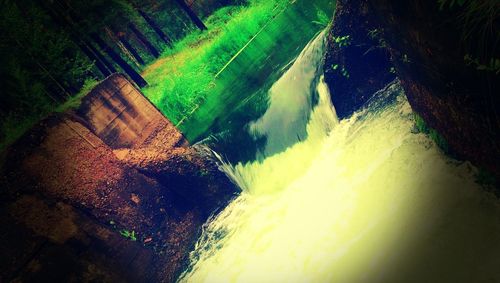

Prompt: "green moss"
[414,113,425,131]
[414,113,449,153]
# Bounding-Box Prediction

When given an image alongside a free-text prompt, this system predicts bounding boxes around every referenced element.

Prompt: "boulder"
[323,0,395,119]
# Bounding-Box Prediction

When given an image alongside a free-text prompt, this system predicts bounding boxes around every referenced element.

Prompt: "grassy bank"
[141,0,290,125]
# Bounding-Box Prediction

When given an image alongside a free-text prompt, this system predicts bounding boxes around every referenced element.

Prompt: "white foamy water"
[179,31,500,283]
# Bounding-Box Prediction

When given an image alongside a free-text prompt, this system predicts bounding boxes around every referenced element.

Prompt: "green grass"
[141,0,291,125]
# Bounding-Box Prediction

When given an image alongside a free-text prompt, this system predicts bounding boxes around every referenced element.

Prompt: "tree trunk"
[42,87,62,104]
[128,23,160,58]
[77,41,112,78]
[46,83,70,101]
[13,37,72,99]
[86,42,117,74]
[36,0,113,78]
[119,35,145,65]
[91,34,148,87]
[105,27,142,67]
[174,0,207,31]
[137,9,172,46]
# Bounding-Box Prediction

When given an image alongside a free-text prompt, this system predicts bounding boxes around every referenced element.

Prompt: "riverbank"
[141,0,292,126]
[323,0,499,188]
[0,0,290,154]
[0,74,238,281]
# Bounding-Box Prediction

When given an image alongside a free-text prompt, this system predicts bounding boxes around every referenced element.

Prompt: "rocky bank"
[324,0,499,185]
[0,74,238,282]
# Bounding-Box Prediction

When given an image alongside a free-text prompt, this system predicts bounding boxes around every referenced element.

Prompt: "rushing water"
[181,0,334,163]
[179,28,500,283]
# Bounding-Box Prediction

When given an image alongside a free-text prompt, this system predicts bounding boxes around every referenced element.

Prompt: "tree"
[118,32,146,65]
[137,8,172,46]
[174,0,207,31]
[86,41,117,75]
[47,0,148,86]
[106,27,144,67]
[37,0,116,77]
[128,22,160,58]
[91,33,148,87]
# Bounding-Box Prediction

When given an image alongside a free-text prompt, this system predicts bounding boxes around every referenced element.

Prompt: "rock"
[368,0,500,182]
[323,0,395,119]
[114,145,239,218]
[324,0,500,182]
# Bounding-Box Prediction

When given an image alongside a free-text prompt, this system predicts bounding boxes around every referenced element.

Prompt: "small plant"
[199,169,210,177]
[464,54,500,74]
[437,0,499,70]
[340,66,350,78]
[332,35,351,48]
[120,230,138,241]
[367,28,380,39]
[389,67,397,74]
[365,28,389,54]
[330,64,350,79]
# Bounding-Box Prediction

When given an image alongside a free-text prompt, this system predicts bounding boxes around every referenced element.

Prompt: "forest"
[0,0,252,150]
[0,0,499,282]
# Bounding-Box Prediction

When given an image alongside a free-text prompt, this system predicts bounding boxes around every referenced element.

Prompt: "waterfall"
[179,31,500,283]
